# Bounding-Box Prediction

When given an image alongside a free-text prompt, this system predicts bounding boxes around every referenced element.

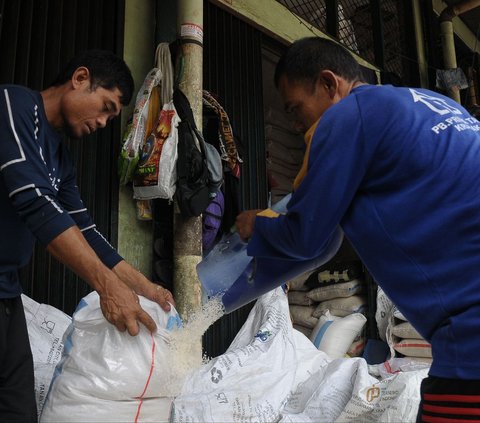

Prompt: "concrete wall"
[118,0,156,276]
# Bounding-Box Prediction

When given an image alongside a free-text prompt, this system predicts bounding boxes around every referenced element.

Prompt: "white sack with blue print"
[40,292,183,423]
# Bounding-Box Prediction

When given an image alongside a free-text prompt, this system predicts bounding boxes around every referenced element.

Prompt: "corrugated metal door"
[202,2,268,357]
[0,0,125,314]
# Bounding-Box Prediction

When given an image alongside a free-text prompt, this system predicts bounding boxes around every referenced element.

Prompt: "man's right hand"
[98,278,157,336]
[47,226,157,336]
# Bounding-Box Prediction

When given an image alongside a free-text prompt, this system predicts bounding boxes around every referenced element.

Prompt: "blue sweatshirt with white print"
[0,85,122,297]
[248,84,480,379]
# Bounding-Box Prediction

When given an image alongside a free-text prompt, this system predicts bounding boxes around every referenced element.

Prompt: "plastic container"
[197,194,344,313]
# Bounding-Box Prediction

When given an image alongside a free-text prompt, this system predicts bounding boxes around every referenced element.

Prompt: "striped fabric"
[417,377,480,422]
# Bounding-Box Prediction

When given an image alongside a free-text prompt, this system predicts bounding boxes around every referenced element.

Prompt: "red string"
[134,333,156,423]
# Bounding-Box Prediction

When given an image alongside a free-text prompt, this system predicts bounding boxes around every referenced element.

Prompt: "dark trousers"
[417,375,480,422]
[0,297,37,423]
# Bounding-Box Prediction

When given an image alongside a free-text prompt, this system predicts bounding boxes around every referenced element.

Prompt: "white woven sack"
[288,290,315,306]
[289,304,319,328]
[22,295,72,418]
[293,324,313,338]
[375,286,395,342]
[313,295,367,318]
[309,310,367,359]
[391,321,423,340]
[347,336,366,357]
[40,292,182,423]
[307,279,364,302]
[393,338,432,358]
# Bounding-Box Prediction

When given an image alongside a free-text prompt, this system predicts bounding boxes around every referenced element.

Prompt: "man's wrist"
[112,260,150,293]
[88,262,120,296]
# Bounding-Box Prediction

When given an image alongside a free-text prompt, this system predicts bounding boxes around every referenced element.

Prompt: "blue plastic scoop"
[197,194,344,313]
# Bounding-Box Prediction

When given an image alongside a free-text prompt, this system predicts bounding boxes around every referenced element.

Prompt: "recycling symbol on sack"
[255,330,271,342]
[41,319,55,334]
[211,367,223,383]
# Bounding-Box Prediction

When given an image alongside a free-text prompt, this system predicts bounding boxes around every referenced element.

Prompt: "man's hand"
[112,260,175,313]
[141,281,175,312]
[47,227,160,336]
[235,209,262,241]
[98,279,157,336]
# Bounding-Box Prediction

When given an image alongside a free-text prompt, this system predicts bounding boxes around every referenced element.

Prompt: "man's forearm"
[47,225,158,334]
[112,260,151,295]
[46,225,117,294]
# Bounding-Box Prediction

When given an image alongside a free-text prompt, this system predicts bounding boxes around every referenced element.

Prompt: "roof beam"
[209,0,380,72]
[432,0,480,54]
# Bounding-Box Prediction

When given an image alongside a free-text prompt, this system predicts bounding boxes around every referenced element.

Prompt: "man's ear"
[318,70,339,99]
[71,67,90,89]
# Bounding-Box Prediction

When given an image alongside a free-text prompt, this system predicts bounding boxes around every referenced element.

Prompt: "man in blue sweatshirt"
[0,50,174,422]
[236,37,480,422]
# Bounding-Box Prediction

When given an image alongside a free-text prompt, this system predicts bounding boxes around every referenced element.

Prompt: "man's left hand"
[142,281,175,312]
[235,209,262,241]
[112,260,175,312]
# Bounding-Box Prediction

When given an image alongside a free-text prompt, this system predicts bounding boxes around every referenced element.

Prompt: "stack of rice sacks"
[287,260,368,359]
[376,287,433,365]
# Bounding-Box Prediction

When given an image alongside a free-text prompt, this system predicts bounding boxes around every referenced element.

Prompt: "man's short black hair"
[274,37,364,89]
[51,49,134,106]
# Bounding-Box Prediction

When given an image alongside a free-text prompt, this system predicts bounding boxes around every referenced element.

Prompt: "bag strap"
[155,43,174,105]
[173,88,209,154]
[173,89,216,158]
[173,88,196,127]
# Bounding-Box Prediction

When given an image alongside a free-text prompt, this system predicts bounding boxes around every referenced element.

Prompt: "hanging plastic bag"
[132,43,179,200]
[118,68,162,185]
[118,43,173,186]
[132,101,180,200]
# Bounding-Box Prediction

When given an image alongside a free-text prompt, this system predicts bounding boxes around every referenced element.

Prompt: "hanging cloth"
[202,90,242,178]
